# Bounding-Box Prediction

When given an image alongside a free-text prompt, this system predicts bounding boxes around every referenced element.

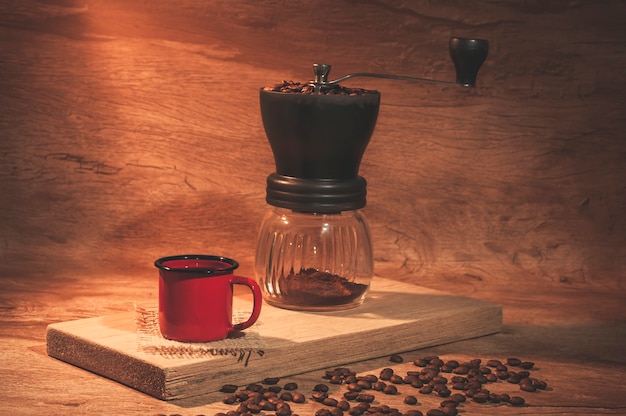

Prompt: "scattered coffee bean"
[472,391,490,403]
[343,391,359,401]
[268,396,282,404]
[234,390,249,401]
[488,393,501,403]
[372,381,387,391]
[440,364,454,373]
[348,407,365,416]
[430,358,445,367]
[263,390,278,400]
[507,357,522,366]
[420,373,437,383]
[324,367,356,381]
[276,403,292,416]
[337,400,351,411]
[440,405,458,416]
[437,388,452,398]
[356,402,370,411]
[520,379,537,392]
[409,379,423,389]
[263,377,280,385]
[245,383,264,393]
[534,378,548,390]
[485,373,498,382]
[497,370,510,380]
[314,383,330,392]
[380,367,394,380]
[262,399,277,411]
[279,391,293,401]
[404,395,418,405]
[450,393,466,403]
[362,374,378,383]
[329,375,343,385]
[510,396,526,406]
[432,376,448,385]
[283,382,298,391]
[292,392,306,403]
[507,373,522,384]
[311,391,328,402]
[423,369,440,378]
[344,375,358,384]
[263,390,277,399]
[357,379,372,390]
[390,374,404,384]
[322,397,338,407]
[368,405,387,413]
[347,383,361,392]
[413,358,428,367]
[268,385,282,394]
[404,374,418,384]
[452,365,469,375]
[472,374,488,384]
[486,359,502,367]
[440,399,458,408]
[219,355,548,415]
[219,384,238,393]
[222,394,237,404]
[390,354,404,363]
[356,393,375,403]
[465,380,483,391]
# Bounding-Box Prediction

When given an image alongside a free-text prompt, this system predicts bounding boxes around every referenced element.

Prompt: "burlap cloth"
[134,304,266,365]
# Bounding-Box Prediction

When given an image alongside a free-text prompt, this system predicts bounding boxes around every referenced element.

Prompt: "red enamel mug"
[154,254,262,342]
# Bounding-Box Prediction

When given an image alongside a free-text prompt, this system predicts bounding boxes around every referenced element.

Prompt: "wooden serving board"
[46,277,501,400]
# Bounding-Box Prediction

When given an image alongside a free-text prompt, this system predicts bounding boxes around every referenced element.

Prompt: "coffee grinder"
[255,37,489,311]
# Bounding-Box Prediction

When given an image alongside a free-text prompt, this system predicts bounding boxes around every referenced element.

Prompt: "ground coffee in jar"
[279,268,369,307]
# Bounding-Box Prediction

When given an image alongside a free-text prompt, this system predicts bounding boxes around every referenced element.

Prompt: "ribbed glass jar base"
[255,208,373,311]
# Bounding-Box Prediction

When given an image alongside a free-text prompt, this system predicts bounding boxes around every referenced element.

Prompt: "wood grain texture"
[1,0,624,297]
[1,0,625,414]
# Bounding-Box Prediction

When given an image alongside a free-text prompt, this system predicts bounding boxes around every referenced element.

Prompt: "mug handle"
[230,276,263,332]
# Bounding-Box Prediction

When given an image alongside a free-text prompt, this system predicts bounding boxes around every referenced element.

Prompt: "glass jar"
[255,207,373,311]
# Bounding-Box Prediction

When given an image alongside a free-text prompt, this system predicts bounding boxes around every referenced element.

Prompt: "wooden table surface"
[2,272,626,415]
[1,0,625,415]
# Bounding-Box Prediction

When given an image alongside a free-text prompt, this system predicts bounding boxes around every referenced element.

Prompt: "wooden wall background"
[1,0,624,322]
